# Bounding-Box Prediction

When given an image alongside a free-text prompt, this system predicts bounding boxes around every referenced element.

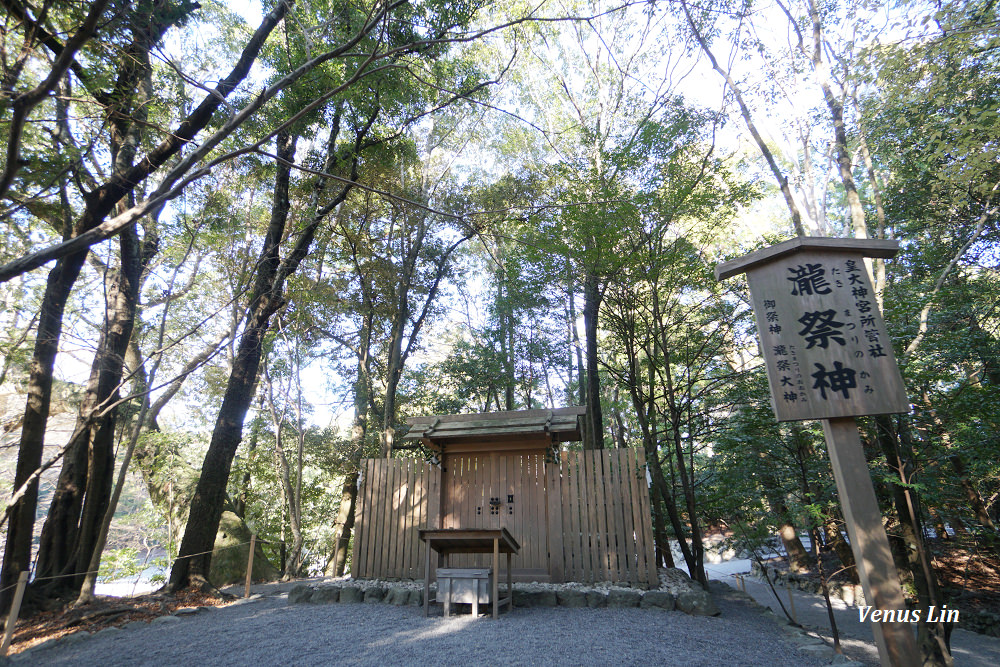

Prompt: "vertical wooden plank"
[575,450,591,582]
[575,450,589,582]
[525,454,545,569]
[616,449,636,583]
[470,455,481,568]
[400,460,411,578]
[567,451,581,581]
[378,458,392,578]
[474,453,484,569]
[634,450,658,586]
[546,453,564,583]
[605,450,623,583]
[402,460,413,579]
[470,454,481,568]
[589,449,604,582]
[516,453,533,568]
[354,459,368,579]
[363,458,380,579]
[381,459,397,578]
[351,459,367,578]
[599,449,624,581]
[362,458,378,578]
[369,459,384,578]
[387,460,397,578]
[402,461,413,579]
[390,460,404,578]
[589,449,608,581]
[385,459,399,578]
[454,456,465,565]
[493,451,502,572]
[400,459,414,578]
[609,450,627,582]
[616,449,634,583]
[412,459,422,577]
[427,457,441,529]
[535,453,545,571]
[559,451,574,580]
[571,452,586,581]
[507,453,517,571]
[493,451,502,531]
[517,454,535,568]
[410,461,424,579]
[622,448,643,584]
[473,454,482,568]
[598,449,614,582]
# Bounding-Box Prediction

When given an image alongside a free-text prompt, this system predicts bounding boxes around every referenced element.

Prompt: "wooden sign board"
[717,238,922,666]
[716,237,909,422]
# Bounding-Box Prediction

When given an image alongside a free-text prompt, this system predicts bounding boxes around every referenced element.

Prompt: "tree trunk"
[1,0,269,609]
[326,471,358,577]
[669,422,706,585]
[34,224,145,599]
[949,454,995,531]
[168,131,298,592]
[263,364,303,579]
[822,518,859,583]
[1,248,87,615]
[568,272,586,407]
[875,416,954,666]
[650,483,675,568]
[328,292,373,576]
[582,271,604,449]
[777,521,810,573]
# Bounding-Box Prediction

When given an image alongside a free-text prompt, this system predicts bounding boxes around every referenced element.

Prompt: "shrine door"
[441,450,550,579]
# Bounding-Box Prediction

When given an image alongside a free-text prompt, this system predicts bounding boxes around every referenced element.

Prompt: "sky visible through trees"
[0,2,997,663]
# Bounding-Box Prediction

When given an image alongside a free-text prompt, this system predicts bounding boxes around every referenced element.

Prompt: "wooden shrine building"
[351,408,657,586]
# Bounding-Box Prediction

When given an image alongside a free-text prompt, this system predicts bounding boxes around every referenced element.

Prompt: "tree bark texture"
[168,131,298,591]
[875,416,954,667]
[582,271,604,449]
[1,0,283,611]
[0,249,87,614]
[34,225,145,599]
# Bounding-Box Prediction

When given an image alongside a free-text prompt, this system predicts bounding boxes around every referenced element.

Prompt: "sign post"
[716,237,919,667]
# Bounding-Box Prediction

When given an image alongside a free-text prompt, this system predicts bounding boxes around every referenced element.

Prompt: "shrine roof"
[402,407,586,448]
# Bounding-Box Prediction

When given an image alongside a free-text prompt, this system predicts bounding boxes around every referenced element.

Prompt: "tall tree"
[168,0,495,590]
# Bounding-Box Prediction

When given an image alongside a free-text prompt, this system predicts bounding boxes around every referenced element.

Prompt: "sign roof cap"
[715,236,900,281]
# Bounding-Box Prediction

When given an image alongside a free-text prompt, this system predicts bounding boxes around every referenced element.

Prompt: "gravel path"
[714,570,1000,667]
[18,587,834,666]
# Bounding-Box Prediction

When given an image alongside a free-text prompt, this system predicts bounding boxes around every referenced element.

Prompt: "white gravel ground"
[16,586,836,666]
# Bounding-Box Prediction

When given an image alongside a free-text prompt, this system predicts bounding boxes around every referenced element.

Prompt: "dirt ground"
[761,537,1000,616]
[4,587,237,655]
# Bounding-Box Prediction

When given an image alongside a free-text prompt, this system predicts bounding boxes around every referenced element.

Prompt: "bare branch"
[0,0,112,198]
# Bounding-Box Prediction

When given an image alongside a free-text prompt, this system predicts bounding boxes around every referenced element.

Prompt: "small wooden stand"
[419,528,519,619]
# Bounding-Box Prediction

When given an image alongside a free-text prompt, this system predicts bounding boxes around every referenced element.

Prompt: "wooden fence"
[352,458,440,580]
[352,448,656,586]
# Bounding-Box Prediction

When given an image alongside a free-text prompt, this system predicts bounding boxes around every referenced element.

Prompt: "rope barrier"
[169,539,254,561]
[0,538,259,592]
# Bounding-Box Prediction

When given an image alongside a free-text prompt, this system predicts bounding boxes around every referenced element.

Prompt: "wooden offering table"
[419,528,520,619]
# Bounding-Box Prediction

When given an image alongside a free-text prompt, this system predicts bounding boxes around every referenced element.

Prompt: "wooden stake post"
[717,238,920,667]
[245,534,256,598]
[1,571,28,655]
